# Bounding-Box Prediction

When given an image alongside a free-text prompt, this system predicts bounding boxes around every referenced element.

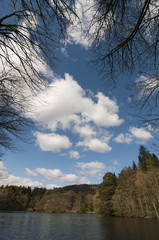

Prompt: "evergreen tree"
[147,154,159,169]
[138,146,150,171]
[99,172,117,215]
[132,161,137,170]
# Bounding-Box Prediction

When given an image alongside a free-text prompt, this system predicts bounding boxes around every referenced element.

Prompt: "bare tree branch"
[88,0,159,130]
[0,0,77,153]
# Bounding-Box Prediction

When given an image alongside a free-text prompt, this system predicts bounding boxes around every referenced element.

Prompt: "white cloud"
[77,137,112,153]
[61,174,78,184]
[0,162,43,188]
[35,167,78,184]
[34,132,72,152]
[79,177,91,184]
[73,124,96,138]
[0,162,80,188]
[30,74,123,130]
[76,161,106,177]
[25,168,37,177]
[36,168,62,179]
[66,0,111,48]
[86,92,123,127]
[66,0,93,48]
[28,73,123,153]
[114,133,133,144]
[115,127,154,145]
[1,175,43,188]
[129,127,153,143]
[69,150,81,159]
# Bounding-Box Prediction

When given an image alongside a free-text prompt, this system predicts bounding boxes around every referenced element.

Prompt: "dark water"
[0,212,159,240]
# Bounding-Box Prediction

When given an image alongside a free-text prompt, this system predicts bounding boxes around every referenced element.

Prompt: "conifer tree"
[138,146,150,171]
[99,172,117,215]
[132,161,137,170]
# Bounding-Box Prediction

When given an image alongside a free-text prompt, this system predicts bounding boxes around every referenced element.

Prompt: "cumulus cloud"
[35,167,78,184]
[77,137,112,153]
[29,73,84,130]
[114,133,133,144]
[129,127,153,143]
[34,132,72,152]
[114,127,153,145]
[87,92,123,127]
[69,150,81,159]
[76,161,106,177]
[0,162,81,188]
[28,73,123,153]
[73,124,96,138]
[0,162,43,188]
[25,168,37,177]
[30,74,123,130]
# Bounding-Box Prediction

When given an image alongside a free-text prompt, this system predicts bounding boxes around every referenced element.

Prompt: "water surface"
[0,212,159,240]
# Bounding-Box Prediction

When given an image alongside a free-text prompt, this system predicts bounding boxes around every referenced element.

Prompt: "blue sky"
[0,1,157,189]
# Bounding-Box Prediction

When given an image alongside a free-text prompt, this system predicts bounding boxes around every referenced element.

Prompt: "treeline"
[99,146,159,218]
[0,184,99,213]
[1,146,159,218]
[0,185,51,211]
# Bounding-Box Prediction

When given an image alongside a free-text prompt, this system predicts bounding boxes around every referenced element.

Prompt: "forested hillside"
[1,146,159,218]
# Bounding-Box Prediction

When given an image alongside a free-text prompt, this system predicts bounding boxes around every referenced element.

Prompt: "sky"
[0,0,157,189]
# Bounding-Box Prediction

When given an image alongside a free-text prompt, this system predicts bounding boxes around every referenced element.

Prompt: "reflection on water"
[0,212,159,240]
[99,215,159,240]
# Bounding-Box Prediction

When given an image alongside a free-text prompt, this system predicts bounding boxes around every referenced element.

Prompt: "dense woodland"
[0,183,100,213]
[99,146,159,218]
[1,146,159,218]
